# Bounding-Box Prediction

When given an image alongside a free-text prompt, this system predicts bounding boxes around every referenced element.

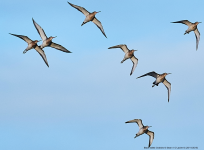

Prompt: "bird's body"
[137,72,171,102]
[24,40,39,53]
[32,18,71,53]
[126,119,154,147]
[68,2,107,38]
[9,33,49,67]
[108,44,138,75]
[82,12,97,26]
[121,49,135,63]
[153,73,167,87]
[40,36,54,49]
[171,20,201,50]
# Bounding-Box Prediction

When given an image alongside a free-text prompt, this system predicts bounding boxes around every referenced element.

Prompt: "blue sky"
[1,0,204,149]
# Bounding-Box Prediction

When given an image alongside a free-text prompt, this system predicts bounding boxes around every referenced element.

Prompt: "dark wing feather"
[32,18,47,41]
[68,2,90,16]
[137,71,158,79]
[10,33,32,43]
[50,42,71,53]
[171,20,192,27]
[92,18,107,38]
[108,44,129,53]
[146,130,154,147]
[34,46,49,67]
[162,79,171,102]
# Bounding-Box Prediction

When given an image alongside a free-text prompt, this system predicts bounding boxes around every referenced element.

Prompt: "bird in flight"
[68,2,107,38]
[108,44,138,76]
[171,20,201,50]
[32,18,71,53]
[125,119,154,147]
[137,71,171,102]
[10,33,49,67]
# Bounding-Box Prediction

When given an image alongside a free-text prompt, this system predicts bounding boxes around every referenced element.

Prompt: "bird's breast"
[29,42,37,48]
[89,14,95,21]
[45,39,52,45]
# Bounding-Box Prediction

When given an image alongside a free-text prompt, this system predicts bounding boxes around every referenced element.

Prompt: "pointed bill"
[34,46,49,67]
[68,2,90,16]
[125,119,144,129]
[92,18,107,38]
[130,56,138,76]
[108,44,129,53]
[146,131,154,147]
[162,79,171,102]
[50,42,71,53]
[194,28,200,50]
[32,18,48,41]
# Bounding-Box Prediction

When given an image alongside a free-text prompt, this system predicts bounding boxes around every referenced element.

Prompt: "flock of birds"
[9,1,202,148]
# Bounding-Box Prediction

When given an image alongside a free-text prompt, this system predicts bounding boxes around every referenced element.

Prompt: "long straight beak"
[167,73,171,75]
[54,36,57,38]
[38,40,42,42]
[97,11,101,13]
[199,22,202,23]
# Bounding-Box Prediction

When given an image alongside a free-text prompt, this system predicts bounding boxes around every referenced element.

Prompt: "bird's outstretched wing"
[32,18,47,41]
[108,44,129,53]
[9,33,32,44]
[125,119,144,129]
[162,79,171,102]
[68,2,90,16]
[50,42,71,53]
[146,130,154,147]
[130,56,138,76]
[137,71,158,79]
[194,28,200,50]
[34,46,49,67]
[171,20,192,27]
[92,18,107,38]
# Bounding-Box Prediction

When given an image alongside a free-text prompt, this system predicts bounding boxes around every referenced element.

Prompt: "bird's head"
[131,49,137,53]
[195,22,202,25]
[164,73,171,76]
[144,126,152,130]
[34,40,41,43]
[49,36,57,40]
[93,11,101,15]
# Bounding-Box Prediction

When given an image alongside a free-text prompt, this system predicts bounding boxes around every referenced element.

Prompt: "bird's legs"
[184,30,190,35]
[23,49,31,54]
[23,49,28,54]
[152,84,159,87]
[121,58,128,63]
[134,134,139,138]
[152,81,159,87]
